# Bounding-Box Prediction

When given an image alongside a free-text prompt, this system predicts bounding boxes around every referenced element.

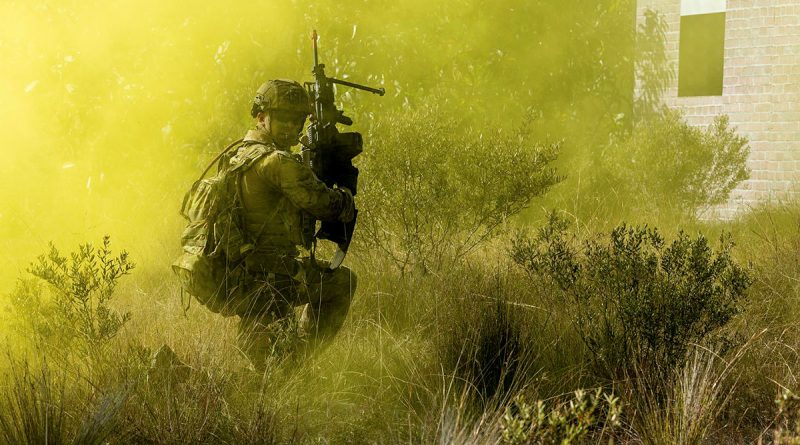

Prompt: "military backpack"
[172,140,272,315]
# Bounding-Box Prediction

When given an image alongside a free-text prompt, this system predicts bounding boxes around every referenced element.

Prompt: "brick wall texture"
[636,0,800,218]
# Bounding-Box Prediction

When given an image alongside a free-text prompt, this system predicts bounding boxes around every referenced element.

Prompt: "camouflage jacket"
[235,128,352,274]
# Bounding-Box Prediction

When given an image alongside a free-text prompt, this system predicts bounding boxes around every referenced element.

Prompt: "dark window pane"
[678,12,725,97]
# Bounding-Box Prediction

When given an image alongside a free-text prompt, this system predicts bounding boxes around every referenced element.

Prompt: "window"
[678,0,726,97]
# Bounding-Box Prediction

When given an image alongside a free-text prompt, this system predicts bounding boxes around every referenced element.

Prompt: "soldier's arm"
[259,152,354,221]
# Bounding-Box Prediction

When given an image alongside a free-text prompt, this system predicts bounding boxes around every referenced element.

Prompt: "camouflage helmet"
[250,79,311,118]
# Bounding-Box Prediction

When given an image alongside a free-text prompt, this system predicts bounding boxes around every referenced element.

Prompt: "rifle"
[303,29,385,269]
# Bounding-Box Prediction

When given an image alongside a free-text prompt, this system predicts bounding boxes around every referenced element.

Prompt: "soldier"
[233,79,357,367]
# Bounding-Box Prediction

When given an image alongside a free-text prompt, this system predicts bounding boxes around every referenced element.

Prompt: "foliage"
[358,103,560,272]
[500,389,621,445]
[634,8,674,121]
[512,213,751,385]
[584,110,750,223]
[773,389,800,444]
[9,236,134,355]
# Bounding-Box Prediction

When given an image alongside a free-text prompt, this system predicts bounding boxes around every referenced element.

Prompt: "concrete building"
[636,0,800,217]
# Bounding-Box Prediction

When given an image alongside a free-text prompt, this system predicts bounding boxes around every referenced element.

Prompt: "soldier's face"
[267,111,307,148]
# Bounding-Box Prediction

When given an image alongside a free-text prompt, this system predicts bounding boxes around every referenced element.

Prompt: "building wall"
[636,0,800,218]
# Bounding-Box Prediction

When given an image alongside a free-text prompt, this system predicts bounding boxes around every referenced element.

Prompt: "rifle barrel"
[312,30,319,67]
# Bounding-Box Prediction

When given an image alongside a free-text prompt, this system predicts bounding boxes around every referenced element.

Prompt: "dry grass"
[5,202,800,443]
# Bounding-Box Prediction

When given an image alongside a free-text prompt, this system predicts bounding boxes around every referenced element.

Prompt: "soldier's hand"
[337,187,355,222]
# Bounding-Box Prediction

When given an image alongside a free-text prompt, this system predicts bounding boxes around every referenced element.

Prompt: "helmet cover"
[251,79,311,118]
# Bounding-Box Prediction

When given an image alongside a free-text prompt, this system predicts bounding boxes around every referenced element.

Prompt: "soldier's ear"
[256,111,268,124]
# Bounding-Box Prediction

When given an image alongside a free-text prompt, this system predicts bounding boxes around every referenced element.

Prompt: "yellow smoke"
[0,0,639,294]
[0,1,307,289]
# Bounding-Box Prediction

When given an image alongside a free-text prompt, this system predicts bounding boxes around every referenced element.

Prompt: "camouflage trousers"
[234,257,357,369]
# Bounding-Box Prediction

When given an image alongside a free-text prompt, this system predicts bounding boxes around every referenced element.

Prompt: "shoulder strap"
[179,138,244,218]
[231,143,280,254]
[198,138,244,181]
[229,143,274,174]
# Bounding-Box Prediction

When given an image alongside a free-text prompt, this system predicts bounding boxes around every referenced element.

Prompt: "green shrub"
[500,389,621,445]
[585,111,750,222]
[358,103,560,273]
[773,389,800,444]
[512,214,751,386]
[9,236,134,356]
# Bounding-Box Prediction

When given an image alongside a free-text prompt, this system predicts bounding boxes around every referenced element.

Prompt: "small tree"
[358,103,560,273]
[9,236,134,356]
[512,214,751,387]
[585,111,750,222]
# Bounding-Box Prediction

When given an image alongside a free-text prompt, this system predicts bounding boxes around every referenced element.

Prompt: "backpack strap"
[199,138,245,181]
[231,143,276,254]
[229,143,274,173]
[179,139,245,219]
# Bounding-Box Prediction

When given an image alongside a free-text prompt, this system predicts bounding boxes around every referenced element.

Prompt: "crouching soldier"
[173,79,357,369]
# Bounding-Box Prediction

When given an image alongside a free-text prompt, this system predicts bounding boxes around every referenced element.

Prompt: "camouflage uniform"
[233,126,357,366]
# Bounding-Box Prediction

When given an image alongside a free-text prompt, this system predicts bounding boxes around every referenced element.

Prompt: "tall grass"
[631,339,753,445]
[0,357,69,445]
[0,353,128,445]
[7,204,800,443]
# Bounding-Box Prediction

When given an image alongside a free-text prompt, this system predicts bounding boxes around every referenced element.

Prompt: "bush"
[586,111,750,222]
[9,236,134,356]
[358,102,560,273]
[512,213,751,386]
[500,389,621,445]
[772,389,800,444]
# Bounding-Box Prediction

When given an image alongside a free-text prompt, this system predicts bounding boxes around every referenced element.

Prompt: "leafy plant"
[500,389,621,445]
[512,213,751,386]
[580,110,751,223]
[10,236,134,355]
[359,103,560,273]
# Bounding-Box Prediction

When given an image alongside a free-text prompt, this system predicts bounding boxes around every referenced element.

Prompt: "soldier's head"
[251,79,311,148]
